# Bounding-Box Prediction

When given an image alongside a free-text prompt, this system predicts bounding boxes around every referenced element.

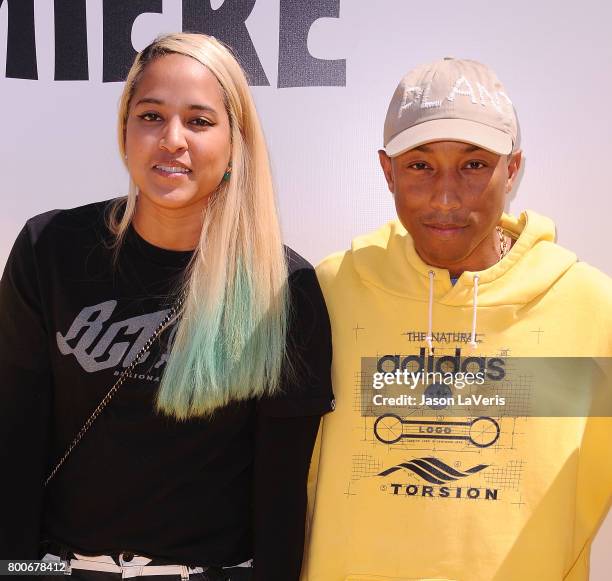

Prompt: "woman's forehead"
[132,54,225,107]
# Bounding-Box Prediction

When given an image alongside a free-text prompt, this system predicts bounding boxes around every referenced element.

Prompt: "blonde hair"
[111,33,289,418]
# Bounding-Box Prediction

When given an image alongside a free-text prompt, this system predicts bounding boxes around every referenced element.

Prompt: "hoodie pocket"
[345,577,457,581]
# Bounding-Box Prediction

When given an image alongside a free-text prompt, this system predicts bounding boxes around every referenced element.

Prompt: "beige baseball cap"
[384,58,518,157]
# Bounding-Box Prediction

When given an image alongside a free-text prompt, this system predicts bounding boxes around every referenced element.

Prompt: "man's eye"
[138,112,161,122]
[409,162,430,170]
[465,161,486,169]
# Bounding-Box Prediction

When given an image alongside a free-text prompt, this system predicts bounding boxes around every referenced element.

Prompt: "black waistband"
[40,541,250,579]
[40,540,195,567]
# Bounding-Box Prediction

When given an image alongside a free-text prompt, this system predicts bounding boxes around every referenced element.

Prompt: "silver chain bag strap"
[44,294,185,487]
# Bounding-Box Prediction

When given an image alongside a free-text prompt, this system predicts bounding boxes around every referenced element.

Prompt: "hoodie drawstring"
[425,270,435,355]
[424,271,480,352]
[470,274,480,349]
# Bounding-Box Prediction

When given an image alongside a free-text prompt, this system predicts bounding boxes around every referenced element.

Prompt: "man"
[301,58,612,580]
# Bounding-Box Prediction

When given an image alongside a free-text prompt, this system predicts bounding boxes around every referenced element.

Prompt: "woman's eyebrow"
[134,97,217,114]
[188,104,217,114]
[134,97,164,107]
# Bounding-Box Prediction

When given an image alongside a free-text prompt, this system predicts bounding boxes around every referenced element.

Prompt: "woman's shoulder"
[284,245,315,276]
[283,245,326,299]
[24,198,118,244]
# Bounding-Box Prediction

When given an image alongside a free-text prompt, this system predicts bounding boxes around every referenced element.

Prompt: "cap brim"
[385,118,513,157]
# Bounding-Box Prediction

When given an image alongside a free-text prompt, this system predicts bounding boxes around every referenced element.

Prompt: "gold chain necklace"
[496,226,510,260]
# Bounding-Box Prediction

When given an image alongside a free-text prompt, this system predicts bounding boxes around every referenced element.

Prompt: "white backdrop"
[1,0,611,575]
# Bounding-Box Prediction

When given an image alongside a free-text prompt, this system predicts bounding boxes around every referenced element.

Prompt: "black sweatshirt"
[0,200,334,581]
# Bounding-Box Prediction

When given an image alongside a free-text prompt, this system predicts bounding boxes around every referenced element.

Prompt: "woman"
[0,33,333,580]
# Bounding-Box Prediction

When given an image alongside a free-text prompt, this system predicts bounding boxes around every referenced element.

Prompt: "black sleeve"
[252,256,334,580]
[0,226,52,558]
[257,257,335,418]
[251,414,320,581]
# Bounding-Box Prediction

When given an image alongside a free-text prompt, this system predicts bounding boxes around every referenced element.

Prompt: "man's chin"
[414,245,468,270]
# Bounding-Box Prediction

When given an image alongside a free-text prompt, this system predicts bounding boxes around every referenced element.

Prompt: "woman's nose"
[159,118,187,153]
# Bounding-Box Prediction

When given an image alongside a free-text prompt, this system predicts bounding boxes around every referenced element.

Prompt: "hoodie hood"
[351,210,577,307]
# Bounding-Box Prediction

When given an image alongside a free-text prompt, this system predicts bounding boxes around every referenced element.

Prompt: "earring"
[223,161,232,181]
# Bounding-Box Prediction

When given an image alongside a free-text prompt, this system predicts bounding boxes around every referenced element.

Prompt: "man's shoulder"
[316,247,365,297]
[315,220,403,290]
[562,261,612,302]
[316,250,349,280]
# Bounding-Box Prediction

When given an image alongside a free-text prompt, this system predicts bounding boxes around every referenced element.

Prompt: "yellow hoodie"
[303,211,612,581]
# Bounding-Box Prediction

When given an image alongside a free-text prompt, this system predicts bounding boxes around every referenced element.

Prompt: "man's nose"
[429,170,462,211]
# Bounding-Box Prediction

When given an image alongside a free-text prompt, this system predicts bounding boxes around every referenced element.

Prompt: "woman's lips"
[152,165,192,179]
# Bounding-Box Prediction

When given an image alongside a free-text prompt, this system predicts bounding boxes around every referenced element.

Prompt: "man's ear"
[378,149,395,194]
[505,150,522,193]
